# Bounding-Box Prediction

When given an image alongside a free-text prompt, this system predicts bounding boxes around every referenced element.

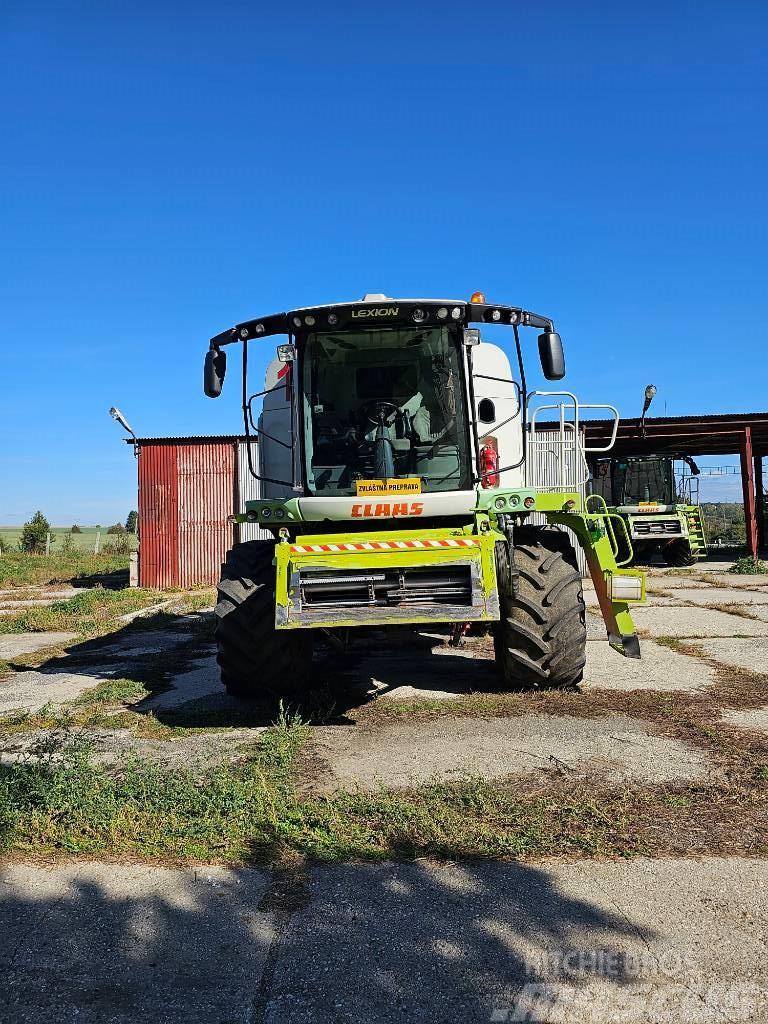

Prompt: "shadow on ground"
[70,566,130,590]
[132,625,508,731]
[0,856,653,1024]
[1,614,564,730]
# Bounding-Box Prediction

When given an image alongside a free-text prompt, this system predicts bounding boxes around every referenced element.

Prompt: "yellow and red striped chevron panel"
[290,537,480,554]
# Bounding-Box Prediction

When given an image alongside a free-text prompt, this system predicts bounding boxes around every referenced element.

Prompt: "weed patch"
[0,723,765,863]
[0,588,165,637]
[0,711,309,859]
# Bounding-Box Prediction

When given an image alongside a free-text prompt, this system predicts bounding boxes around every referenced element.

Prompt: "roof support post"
[755,451,765,555]
[740,426,758,559]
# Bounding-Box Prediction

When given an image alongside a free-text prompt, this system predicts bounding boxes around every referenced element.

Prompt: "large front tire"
[493,526,587,690]
[663,539,696,567]
[215,541,312,699]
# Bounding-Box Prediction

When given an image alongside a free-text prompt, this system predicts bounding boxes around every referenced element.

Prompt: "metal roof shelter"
[578,412,768,558]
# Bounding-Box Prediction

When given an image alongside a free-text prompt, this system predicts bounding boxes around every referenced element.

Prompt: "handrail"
[585,495,634,567]
[579,404,620,453]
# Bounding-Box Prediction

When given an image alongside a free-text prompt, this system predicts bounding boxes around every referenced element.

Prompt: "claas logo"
[351,502,424,518]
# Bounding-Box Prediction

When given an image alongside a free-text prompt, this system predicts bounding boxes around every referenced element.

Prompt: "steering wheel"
[360,400,400,429]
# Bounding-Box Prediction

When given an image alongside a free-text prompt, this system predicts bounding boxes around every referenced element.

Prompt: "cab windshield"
[615,458,675,505]
[301,326,472,496]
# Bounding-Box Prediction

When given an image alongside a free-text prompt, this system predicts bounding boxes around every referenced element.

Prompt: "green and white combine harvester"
[204,293,646,699]
[589,455,708,567]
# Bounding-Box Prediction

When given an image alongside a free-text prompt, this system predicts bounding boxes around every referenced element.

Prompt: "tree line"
[1,510,138,554]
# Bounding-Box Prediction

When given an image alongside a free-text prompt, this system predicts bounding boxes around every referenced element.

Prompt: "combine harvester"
[590,454,708,567]
[204,292,646,699]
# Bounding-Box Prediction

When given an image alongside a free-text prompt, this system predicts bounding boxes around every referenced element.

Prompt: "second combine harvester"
[204,292,646,699]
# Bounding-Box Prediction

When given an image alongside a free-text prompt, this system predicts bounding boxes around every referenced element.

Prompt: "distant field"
[0,526,137,553]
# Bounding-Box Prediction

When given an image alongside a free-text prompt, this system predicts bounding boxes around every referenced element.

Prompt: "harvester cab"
[204,293,646,699]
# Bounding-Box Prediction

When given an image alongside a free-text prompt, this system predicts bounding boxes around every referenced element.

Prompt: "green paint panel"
[274,525,501,630]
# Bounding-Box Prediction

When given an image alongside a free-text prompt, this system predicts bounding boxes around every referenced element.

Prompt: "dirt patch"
[305,714,710,793]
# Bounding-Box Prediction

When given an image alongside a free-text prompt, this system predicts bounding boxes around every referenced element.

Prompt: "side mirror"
[204,348,227,398]
[538,331,565,380]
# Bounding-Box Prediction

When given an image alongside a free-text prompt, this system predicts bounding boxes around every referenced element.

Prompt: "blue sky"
[1,1,765,523]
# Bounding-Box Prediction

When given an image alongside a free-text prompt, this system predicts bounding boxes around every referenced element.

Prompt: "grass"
[0,716,765,863]
[0,587,167,637]
[0,550,129,588]
[1,581,767,866]
[0,712,310,860]
[1,633,767,865]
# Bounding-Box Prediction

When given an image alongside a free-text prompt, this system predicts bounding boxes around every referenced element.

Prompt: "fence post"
[45,532,51,556]
[94,531,101,554]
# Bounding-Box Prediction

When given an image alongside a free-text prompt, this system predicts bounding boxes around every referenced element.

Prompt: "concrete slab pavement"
[0,862,274,1024]
[632,605,768,638]
[265,857,768,1024]
[0,633,78,659]
[4,857,765,1024]
[583,638,715,692]
[660,587,768,606]
[702,573,768,589]
[0,665,120,714]
[689,637,768,674]
[645,576,712,590]
[0,631,204,714]
[307,714,709,792]
[721,705,768,734]
[736,604,768,622]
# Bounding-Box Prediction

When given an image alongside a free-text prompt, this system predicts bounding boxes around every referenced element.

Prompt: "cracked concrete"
[688,637,768,674]
[0,632,78,658]
[307,714,709,793]
[0,726,265,768]
[662,587,768,606]
[721,705,768,734]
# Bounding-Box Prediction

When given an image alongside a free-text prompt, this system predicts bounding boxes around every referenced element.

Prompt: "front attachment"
[547,509,646,659]
[273,527,500,630]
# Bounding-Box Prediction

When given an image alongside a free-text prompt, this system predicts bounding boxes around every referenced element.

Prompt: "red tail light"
[480,436,499,488]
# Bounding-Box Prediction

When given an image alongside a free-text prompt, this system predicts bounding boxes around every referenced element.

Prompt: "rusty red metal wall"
[137,441,236,588]
[137,444,179,589]
[177,442,236,588]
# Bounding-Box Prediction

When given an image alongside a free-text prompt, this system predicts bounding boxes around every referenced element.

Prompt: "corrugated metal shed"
[136,436,268,589]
